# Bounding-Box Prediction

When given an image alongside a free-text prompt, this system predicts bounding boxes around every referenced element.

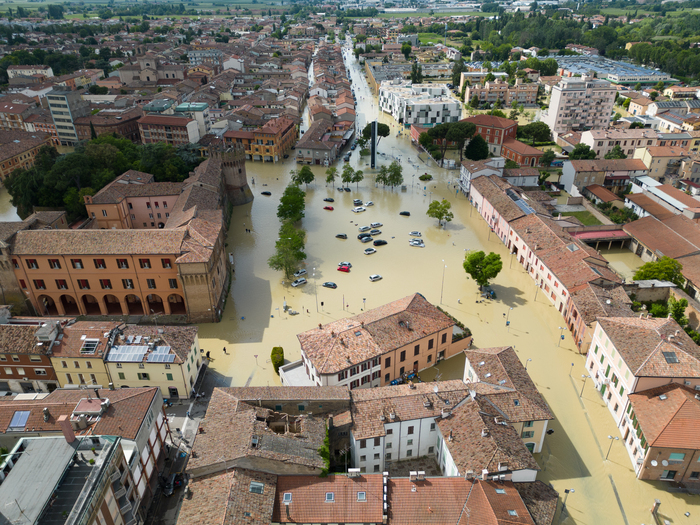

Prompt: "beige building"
[49,320,120,389]
[105,325,200,399]
[465,79,538,107]
[543,76,616,135]
[287,294,473,388]
[633,145,691,182]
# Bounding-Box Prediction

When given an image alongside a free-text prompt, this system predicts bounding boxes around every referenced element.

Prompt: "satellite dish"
[433,385,439,394]
[662,460,669,466]
[651,460,658,467]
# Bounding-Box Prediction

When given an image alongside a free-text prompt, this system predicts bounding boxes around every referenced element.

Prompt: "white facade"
[459,159,502,193]
[351,415,439,474]
[379,79,461,127]
[543,76,616,135]
[299,352,382,389]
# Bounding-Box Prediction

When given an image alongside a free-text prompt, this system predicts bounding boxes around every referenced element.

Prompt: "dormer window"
[325,492,334,503]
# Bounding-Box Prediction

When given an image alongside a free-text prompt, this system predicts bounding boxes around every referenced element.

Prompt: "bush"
[419,174,433,181]
[649,303,668,318]
[271,346,284,374]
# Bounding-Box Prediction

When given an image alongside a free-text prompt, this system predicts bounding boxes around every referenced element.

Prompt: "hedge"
[271,347,284,374]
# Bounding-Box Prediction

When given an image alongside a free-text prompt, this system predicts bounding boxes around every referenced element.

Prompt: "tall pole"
[314,267,318,312]
[440,261,446,304]
[580,375,591,397]
[605,436,619,460]
[569,362,574,376]
[559,327,565,347]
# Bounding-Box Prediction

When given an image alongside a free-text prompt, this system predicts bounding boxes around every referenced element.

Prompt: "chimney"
[58,414,76,443]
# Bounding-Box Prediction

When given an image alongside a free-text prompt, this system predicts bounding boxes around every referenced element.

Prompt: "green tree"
[341,164,355,187]
[352,169,364,189]
[634,256,685,287]
[604,145,627,159]
[540,150,555,167]
[520,121,551,144]
[569,143,596,160]
[668,296,689,327]
[271,346,284,374]
[451,59,465,86]
[410,62,423,83]
[387,161,404,190]
[401,42,412,60]
[463,250,503,288]
[291,165,314,187]
[277,185,306,222]
[325,166,337,186]
[375,164,389,186]
[362,122,390,144]
[464,134,489,161]
[426,199,454,226]
[469,94,480,108]
[268,221,306,279]
[504,159,519,169]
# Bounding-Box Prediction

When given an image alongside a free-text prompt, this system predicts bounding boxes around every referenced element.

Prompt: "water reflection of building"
[287,293,472,389]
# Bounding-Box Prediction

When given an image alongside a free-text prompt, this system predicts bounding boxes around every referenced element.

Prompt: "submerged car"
[336,233,348,239]
[369,274,383,282]
[324,198,335,202]
[370,229,381,235]
[323,206,334,211]
[409,231,422,237]
[364,201,374,207]
[399,211,411,216]
[364,248,377,255]
[291,277,308,287]
[352,207,366,213]
[337,265,351,273]
[370,222,383,228]
[261,191,272,196]
[322,282,337,289]
[373,239,388,246]
[338,262,352,268]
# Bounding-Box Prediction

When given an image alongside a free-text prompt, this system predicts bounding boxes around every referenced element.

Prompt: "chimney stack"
[58,414,76,443]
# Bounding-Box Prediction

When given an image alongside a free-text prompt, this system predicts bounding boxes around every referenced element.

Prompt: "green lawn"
[561,211,603,226]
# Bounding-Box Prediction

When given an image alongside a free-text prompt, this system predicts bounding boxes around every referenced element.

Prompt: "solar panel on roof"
[164,355,176,363]
[134,336,142,344]
[9,411,30,429]
[127,336,133,343]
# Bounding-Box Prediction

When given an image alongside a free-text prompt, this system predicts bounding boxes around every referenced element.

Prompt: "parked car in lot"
[373,239,388,246]
[409,231,422,237]
[324,198,335,202]
[352,207,366,213]
[294,269,307,277]
[400,211,410,216]
[323,206,334,211]
[338,262,352,268]
[361,236,373,243]
[364,201,374,207]
[336,233,347,239]
[291,277,308,287]
[409,239,425,248]
[369,274,383,282]
[370,222,383,228]
[370,229,381,235]
[364,247,377,255]
[358,226,371,232]
[322,282,337,289]
[261,191,272,196]
[337,265,351,273]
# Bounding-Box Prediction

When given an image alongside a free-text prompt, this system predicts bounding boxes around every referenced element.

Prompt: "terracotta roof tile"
[514,481,558,525]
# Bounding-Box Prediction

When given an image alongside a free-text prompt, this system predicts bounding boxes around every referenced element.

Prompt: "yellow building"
[104,325,201,399]
[50,321,120,388]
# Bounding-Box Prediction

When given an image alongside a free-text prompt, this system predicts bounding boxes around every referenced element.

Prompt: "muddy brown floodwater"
[196,52,693,524]
[0,188,20,222]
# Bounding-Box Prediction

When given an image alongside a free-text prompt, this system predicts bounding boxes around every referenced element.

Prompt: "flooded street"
[196,48,696,524]
[0,188,20,222]
[599,246,644,282]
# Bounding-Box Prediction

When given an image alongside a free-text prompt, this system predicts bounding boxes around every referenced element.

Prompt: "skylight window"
[662,351,679,364]
[513,399,520,406]
[357,491,366,502]
[496,489,506,494]
[566,243,579,252]
[9,410,30,430]
[485,373,492,378]
[249,482,264,494]
[325,492,335,502]
[80,339,100,354]
[508,510,518,517]
[283,493,292,503]
[355,331,362,336]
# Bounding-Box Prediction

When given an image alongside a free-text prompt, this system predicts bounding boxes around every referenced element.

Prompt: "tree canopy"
[277,185,306,223]
[463,251,503,288]
[267,220,307,280]
[569,143,596,160]
[464,134,490,161]
[633,256,685,287]
[426,199,454,226]
[604,145,627,159]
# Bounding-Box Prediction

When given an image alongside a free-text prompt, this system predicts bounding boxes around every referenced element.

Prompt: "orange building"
[224,116,298,163]
[0,131,52,181]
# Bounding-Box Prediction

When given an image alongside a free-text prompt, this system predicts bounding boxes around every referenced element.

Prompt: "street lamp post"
[605,435,619,460]
[363,297,366,311]
[569,362,574,376]
[562,488,575,510]
[580,375,592,397]
[440,261,446,304]
[558,326,565,347]
[525,358,532,370]
[504,307,513,327]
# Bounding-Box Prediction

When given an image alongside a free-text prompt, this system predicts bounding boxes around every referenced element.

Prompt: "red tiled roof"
[461,114,517,130]
[502,138,543,156]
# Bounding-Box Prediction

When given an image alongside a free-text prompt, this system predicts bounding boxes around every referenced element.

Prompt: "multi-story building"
[627,383,700,482]
[461,114,517,156]
[632,145,691,183]
[0,435,140,525]
[0,321,60,393]
[105,325,201,399]
[295,120,338,165]
[586,316,700,440]
[117,55,187,87]
[6,64,54,79]
[137,114,200,145]
[459,158,503,194]
[501,139,544,167]
[174,102,211,139]
[49,320,120,390]
[0,130,52,181]
[74,106,143,143]
[46,90,91,147]
[459,70,508,93]
[465,79,538,107]
[288,294,472,388]
[0,101,39,132]
[188,47,224,71]
[23,110,59,144]
[224,116,298,163]
[580,128,660,158]
[378,79,461,127]
[560,158,649,196]
[84,170,184,229]
[543,76,616,136]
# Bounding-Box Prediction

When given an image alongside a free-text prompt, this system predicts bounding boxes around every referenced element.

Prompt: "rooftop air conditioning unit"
[416,471,425,481]
[409,471,417,481]
[348,468,361,478]
[481,428,489,437]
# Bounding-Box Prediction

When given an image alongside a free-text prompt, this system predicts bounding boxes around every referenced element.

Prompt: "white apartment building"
[378,79,461,127]
[459,157,503,194]
[585,316,700,434]
[543,76,616,136]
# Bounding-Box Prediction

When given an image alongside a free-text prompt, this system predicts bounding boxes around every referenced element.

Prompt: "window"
[385,373,390,383]
[61,360,67,368]
[78,279,90,290]
[100,279,112,290]
[12,259,18,269]
[117,259,129,269]
[147,279,156,289]
[65,373,72,384]
[428,339,434,349]
[357,492,366,502]
[374,453,380,460]
[90,374,96,384]
[406,450,413,457]
[146,202,151,209]
[94,259,106,269]
[387,429,393,435]
[669,453,686,464]
[508,511,518,517]
[56,279,68,290]
[407,439,413,446]
[430,423,436,431]
[385,453,392,460]
[86,361,92,369]
[338,370,347,381]
[360,455,366,462]
[162,258,172,269]
[374,437,380,446]
[166,373,173,381]
[386,442,392,449]
[49,259,61,269]
[399,367,404,375]
[661,470,677,480]
[19,280,26,289]
[71,259,83,269]
[325,492,334,503]
[414,344,420,356]
[118,372,125,380]
[249,482,264,494]
[385,357,391,367]
[522,431,535,439]
[137,373,150,380]
[408,426,414,435]
[73,361,80,369]
[283,493,292,503]
[33,279,46,290]
[139,259,151,269]
[35,369,47,376]
[400,350,406,362]
[163,202,168,208]
[427,355,432,363]
[122,279,134,289]
[523,421,534,428]
[360,439,367,449]
[690,472,700,480]
[4,367,12,374]
[26,259,38,269]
